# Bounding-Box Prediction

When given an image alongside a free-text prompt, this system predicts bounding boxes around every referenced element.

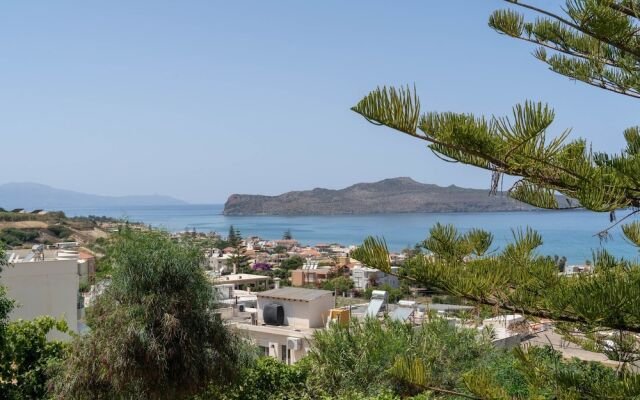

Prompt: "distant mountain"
[223,177,543,215]
[0,183,188,210]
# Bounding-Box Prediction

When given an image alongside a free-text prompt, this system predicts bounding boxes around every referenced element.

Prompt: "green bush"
[50,229,245,398]
[78,281,90,293]
[322,276,354,294]
[280,255,304,270]
[0,316,69,399]
[48,224,72,239]
[273,245,287,254]
[306,317,495,398]
[199,356,309,400]
[0,228,39,246]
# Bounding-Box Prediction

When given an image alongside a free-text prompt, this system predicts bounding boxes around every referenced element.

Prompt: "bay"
[63,204,638,265]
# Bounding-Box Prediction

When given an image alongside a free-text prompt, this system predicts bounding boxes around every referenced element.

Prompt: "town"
[1,221,605,373]
[2,1,640,398]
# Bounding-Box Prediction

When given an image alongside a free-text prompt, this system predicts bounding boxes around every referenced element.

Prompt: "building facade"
[2,249,81,340]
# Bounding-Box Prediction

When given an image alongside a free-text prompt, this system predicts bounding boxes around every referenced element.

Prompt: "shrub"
[322,276,354,294]
[0,228,39,246]
[306,317,495,398]
[0,317,69,399]
[199,356,309,400]
[50,229,244,399]
[280,255,304,270]
[48,224,72,239]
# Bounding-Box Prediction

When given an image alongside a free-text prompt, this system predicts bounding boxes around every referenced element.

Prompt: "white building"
[256,287,333,329]
[480,314,527,349]
[211,273,270,291]
[351,266,400,289]
[207,251,230,274]
[2,248,81,340]
[229,287,334,364]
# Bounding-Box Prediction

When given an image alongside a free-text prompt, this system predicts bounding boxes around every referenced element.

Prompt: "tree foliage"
[50,228,242,399]
[351,1,640,225]
[0,228,39,247]
[306,317,496,398]
[227,225,249,274]
[0,245,70,399]
[0,317,69,399]
[280,255,305,270]
[283,229,293,240]
[321,276,354,294]
[351,1,640,397]
[198,356,310,400]
[0,246,13,350]
[47,224,72,239]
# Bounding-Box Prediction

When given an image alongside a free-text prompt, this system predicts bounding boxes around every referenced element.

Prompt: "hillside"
[223,177,544,215]
[0,210,120,249]
[0,182,187,210]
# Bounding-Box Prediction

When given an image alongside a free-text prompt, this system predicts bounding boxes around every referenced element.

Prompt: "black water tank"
[263,303,285,326]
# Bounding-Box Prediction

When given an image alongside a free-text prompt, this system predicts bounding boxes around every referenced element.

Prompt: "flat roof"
[232,322,316,338]
[213,273,270,284]
[428,303,474,311]
[258,287,333,302]
[7,249,78,263]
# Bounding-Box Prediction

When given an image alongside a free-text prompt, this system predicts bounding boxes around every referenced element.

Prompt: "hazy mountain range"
[0,183,187,210]
[223,177,541,215]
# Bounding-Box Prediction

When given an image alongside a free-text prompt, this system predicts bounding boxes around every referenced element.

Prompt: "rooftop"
[258,287,333,302]
[233,322,317,338]
[427,303,474,312]
[213,273,270,284]
[7,248,79,263]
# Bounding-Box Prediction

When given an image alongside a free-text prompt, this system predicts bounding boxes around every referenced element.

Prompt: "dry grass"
[0,221,48,229]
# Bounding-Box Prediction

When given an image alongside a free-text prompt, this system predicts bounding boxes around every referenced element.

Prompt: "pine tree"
[227,226,249,274]
[283,229,293,240]
[228,225,238,245]
[351,1,640,397]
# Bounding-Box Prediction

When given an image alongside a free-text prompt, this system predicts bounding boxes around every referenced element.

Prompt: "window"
[281,345,287,363]
[259,346,269,357]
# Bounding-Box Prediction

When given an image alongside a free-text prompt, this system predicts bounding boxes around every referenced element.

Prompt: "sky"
[0,1,637,204]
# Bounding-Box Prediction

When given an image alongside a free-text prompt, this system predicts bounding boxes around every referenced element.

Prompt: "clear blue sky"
[0,1,636,203]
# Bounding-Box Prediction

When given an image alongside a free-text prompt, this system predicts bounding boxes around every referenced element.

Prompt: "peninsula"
[223,177,539,215]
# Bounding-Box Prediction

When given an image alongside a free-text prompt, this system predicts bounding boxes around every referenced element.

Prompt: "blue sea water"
[63,204,639,265]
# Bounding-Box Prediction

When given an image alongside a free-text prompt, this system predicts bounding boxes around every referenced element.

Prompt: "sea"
[61,204,640,265]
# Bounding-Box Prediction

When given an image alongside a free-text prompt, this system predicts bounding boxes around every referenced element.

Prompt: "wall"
[1,259,79,340]
[235,324,311,364]
[291,270,304,287]
[257,294,333,329]
[306,295,333,327]
[351,267,376,289]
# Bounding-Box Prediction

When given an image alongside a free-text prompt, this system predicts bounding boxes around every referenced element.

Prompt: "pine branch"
[505,0,640,59]
[608,2,640,19]
[505,29,625,69]
[594,208,640,237]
